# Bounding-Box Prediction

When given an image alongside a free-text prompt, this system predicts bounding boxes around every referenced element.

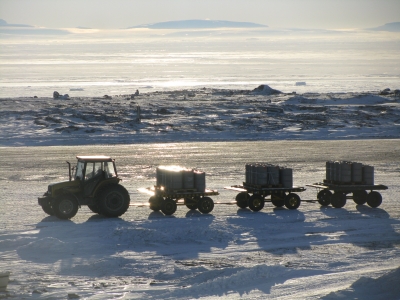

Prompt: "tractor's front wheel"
[52,195,79,219]
[97,185,130,217]
[41,198,54,216]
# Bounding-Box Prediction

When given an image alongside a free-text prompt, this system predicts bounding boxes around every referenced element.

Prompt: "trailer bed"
[225,184,306,193]
[307,182,388,192]
[307,182,388,208]
[137,186,220,215]
[138,186,219,198]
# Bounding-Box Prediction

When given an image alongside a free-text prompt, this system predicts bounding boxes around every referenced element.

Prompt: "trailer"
[307,182,388,208]
[138,186,219,215]
[224,183,307,211]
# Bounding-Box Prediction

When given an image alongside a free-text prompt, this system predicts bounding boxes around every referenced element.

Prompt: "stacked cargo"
[156,166,206,192]
[325,161,374,185]
[245,163,293,188]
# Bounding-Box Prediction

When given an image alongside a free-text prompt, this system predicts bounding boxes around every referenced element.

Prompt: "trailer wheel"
[367,191,382,208]
[317,190,332,206]
[52,195,79,220]
[235,192,249,208]
[353,190,368,205]
[186,203,198,210]
[198,197,214,214]
[248,195,265,211]
[271,194,285,207]
[284,193,301,210]
[149,196,162,211]
[331,192,346,208]
[161,198,177,215]
[185,198,198,210]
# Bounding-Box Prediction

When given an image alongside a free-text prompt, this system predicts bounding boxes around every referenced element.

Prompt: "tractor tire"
[367,191,382,208]
[248,195,265,212]
[41,198,54,216]
[149,196,162,211]
[284,193,301,210]
[271,194,285,207]
[88,204,100,214]
[331,192,346,208]
[161,198,177,215]
[235,192,249,209]
[353,190,368,205]
[198,197,214,214]
[52,195,79,220]
[97,185,130,217]
[317,190,332,206]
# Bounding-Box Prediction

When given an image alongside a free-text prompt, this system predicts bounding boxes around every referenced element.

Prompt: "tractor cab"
[74,156,117,181]
[73,156,119,197]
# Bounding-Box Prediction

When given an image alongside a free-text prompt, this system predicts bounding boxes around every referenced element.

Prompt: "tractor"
[38,156,130,219]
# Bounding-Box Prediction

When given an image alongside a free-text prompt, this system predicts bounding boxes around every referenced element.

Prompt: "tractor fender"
[92,178,120,198]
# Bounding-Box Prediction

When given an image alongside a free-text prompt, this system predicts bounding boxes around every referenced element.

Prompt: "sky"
[0,0,399,29]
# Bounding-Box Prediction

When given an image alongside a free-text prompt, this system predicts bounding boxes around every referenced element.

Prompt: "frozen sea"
[0,28,399,98]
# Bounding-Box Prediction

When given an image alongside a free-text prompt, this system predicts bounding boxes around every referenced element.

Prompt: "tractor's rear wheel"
[52,195,79,220]
[97,185,130,217]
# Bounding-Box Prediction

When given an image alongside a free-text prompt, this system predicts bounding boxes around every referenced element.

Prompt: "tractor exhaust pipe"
[66,161,71,181]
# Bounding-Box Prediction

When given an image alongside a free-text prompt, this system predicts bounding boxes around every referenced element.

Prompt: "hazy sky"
[0,0,399,29]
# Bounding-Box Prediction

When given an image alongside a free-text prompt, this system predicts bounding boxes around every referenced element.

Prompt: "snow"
[1,138,400,299]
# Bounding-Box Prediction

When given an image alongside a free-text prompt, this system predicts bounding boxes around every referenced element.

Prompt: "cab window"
[75,161,84,180]
[105,162,116,178]
[85,162,95,180]
[85,162,106,180]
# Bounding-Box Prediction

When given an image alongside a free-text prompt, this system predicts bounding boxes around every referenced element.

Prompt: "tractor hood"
[48,180,81,196]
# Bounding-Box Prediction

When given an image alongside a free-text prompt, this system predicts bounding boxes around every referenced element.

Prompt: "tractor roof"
[76,156,113,162]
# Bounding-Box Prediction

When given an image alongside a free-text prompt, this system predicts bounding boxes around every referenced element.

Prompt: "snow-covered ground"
[1,140,399,299]
[1,87,400,146]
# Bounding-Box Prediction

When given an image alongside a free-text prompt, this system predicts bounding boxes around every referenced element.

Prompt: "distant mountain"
[0,19,69,35]
[0,19,33,27]
[368,22,400,32]
[130,19,267,29]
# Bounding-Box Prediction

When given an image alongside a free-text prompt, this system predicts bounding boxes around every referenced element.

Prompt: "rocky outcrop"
[252,85,282,95]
